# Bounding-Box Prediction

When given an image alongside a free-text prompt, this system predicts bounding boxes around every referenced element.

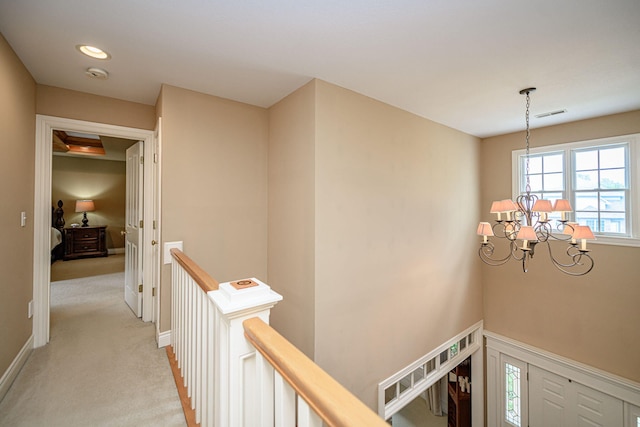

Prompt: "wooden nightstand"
[63,226,108,260]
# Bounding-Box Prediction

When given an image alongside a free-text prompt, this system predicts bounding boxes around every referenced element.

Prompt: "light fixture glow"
[476,88,595,276]
[76,44,111,60]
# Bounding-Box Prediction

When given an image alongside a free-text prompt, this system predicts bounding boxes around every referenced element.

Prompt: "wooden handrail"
[243,317,389,427]
[170,248,219,292]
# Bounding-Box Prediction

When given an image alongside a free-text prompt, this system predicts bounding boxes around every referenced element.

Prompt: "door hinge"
[153,220,156,230]
[139,220,143,228]
[153,153,158,163]
[140,156,144,164]
[138,284,143,293]
[152,288,156,297]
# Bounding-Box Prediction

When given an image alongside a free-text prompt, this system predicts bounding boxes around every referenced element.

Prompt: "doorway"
[34,115,159,347]
[50,132,137,282]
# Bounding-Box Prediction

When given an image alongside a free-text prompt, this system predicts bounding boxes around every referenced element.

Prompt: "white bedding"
[51,227,62,251]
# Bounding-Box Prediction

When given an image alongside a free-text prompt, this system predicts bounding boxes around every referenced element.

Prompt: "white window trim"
[512,133,640,248]
[377,320,483,423]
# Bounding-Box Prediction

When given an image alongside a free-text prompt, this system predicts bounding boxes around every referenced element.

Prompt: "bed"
[51,200,65,262]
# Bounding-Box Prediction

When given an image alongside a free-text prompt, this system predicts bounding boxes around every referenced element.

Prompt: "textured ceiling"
[1,0,639,137]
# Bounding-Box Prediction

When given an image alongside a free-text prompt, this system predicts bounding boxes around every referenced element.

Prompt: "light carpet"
[0,272,185,427]
[51,253,125,282]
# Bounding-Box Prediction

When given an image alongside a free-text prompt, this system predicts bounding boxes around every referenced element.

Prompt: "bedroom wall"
[51,156,127,250]
[0,33,36,381]
[313,80,483,408]
[481,110,640,383]
[157,84,269,332]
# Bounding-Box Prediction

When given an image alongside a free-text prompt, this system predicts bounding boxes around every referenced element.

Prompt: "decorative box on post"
[209,277,283,427]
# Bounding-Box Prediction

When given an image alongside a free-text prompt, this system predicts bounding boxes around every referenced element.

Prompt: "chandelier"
[477,88,595,276]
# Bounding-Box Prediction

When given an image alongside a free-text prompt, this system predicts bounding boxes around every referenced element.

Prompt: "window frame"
[512,133,640,248]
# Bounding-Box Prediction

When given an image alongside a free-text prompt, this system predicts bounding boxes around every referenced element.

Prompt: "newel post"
[209,278,282,427]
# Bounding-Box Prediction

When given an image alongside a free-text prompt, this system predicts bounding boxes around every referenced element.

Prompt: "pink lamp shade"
[553,199,572,212]
[532,199,552,212]
[553,199,573,220]
[532,199,552,222]
[477,222,494,243]
[516,225,537,249]
[500,199,518,221]
[501,199,518,212]
[563,222,579,236]
[490,201,502,220]
[573,225,595,250]
[75,199,95,213]
[516,225,537,241]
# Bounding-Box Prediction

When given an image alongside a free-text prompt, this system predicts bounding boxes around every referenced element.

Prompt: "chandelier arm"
[478,241,514,266]
[545,241,595,276]
[534,222,552,242]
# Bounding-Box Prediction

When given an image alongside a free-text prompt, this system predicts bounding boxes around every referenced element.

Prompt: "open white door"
[124,141,143,317]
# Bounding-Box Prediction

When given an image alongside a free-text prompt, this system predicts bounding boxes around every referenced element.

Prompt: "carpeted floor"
[51,253,125,282]
[0,272,186,427]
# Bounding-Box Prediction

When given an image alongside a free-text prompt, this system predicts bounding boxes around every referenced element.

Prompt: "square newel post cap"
[210,277,283,316]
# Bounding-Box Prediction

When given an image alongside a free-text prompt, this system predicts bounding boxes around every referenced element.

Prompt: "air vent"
[535,109,567,118]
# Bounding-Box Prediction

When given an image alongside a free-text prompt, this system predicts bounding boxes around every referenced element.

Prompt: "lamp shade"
[562,222,578,235]
[490,201,502,213]
[501,199,518,212]
[516,225,538,241]
[572,225,595,240]
[477,222,494,237]
[75,199,95,213]
[532,199,553,212]
[553,199,572,212]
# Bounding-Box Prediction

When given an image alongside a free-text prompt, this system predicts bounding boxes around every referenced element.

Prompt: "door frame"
[34,115,157,347]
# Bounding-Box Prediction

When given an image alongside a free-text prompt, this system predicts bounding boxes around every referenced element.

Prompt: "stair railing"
[170,248,388,426]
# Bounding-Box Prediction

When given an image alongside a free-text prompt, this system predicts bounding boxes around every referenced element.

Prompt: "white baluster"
[274,371,295,427]
[298,396,322,427]
[254,351,274,427]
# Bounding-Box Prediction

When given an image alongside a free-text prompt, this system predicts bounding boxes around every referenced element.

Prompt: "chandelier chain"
[524,90,531,193]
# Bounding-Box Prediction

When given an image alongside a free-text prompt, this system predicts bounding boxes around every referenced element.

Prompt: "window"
[505,363,522,426]
[501,355,527,427]
[513,133,640,247]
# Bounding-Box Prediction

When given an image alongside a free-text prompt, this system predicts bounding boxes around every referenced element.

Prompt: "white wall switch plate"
[21,211,27,227]
[28,300,33,318]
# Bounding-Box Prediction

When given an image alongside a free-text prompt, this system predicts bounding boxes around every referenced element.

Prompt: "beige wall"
[52,156,126,249]
[268,80,317,358]
[157,85,269,331]
[481,110,640,383]
[37,85,156,130]
[0,34,36,377]
[268,80,483,409]
[314,81,483,407]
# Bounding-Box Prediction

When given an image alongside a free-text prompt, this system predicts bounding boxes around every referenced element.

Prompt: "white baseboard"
[108,247,125,255]
[157,330,171,348]
[0,335,33,402]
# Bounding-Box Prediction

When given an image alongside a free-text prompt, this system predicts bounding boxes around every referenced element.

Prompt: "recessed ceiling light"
[76,44,111,60]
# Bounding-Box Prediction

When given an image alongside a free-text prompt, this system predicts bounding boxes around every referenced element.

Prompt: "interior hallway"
[0,266,185,426]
